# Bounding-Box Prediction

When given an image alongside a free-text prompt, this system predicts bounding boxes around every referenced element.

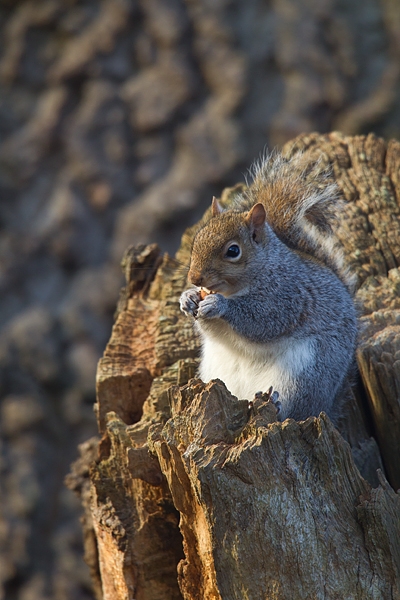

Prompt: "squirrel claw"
[270,391,282,416]
[253,388,281,417]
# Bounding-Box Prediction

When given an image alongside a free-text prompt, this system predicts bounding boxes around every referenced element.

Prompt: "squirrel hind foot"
[254,388,282,418]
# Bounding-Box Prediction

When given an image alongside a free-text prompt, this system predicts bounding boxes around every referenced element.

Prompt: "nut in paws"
[180,289,201,317]
[197,293,226,319]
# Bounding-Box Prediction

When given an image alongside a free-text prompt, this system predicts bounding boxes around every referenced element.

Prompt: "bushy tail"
[237,150,356,292]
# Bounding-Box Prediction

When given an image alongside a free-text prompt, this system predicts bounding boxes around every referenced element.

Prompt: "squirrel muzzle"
[188,269,203,287]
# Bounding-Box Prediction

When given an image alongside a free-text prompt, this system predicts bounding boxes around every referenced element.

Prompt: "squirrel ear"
[246,203,266,240]
[211,196,223,217]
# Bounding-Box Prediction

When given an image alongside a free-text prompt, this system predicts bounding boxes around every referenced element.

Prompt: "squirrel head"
[188,198,267,296]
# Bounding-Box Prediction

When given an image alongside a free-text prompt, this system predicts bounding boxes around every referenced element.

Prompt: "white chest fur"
[197,323,315,402]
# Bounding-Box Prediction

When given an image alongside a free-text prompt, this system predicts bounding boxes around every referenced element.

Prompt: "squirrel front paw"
[197,293,227,319]
[180,288,201,317]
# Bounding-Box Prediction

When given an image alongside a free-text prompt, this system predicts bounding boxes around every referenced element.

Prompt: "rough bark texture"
[151,383,400,600]
[68,132,400,600]
[1,1,400,599]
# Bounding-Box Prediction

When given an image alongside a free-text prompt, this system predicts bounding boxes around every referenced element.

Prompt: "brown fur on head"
[188,203,266,296]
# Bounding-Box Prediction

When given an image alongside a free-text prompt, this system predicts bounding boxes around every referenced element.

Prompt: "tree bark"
[67,132,400,600]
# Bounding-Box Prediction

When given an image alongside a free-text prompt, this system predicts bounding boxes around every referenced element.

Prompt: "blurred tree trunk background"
[0,1,399,599]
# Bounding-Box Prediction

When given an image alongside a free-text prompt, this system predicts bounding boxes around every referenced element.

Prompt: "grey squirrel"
[179,151,358,424]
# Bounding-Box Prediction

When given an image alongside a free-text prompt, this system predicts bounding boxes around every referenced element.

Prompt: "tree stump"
[67,132,400,600]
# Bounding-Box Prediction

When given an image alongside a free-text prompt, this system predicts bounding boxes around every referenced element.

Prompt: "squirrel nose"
[188,270,203,287]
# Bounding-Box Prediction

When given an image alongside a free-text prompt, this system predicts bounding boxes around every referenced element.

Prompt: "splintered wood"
[151,380,400,599]
[69,133,400,600]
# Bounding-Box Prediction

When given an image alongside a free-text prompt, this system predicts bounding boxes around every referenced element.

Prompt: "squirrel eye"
[225,244,241,260]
